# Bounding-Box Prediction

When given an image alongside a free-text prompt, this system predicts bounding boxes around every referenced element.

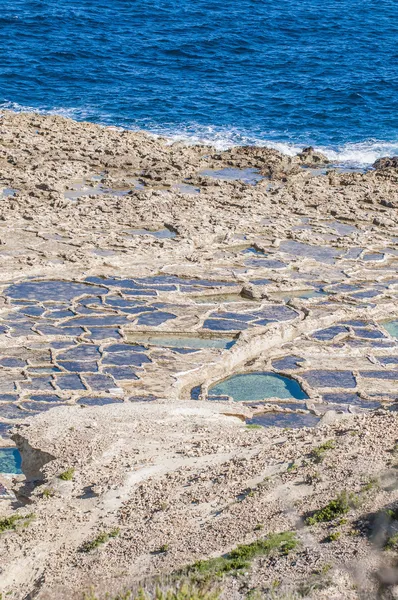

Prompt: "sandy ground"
[0,111,398,599]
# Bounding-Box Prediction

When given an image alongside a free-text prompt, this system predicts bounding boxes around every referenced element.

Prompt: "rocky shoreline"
[0,111,398,599]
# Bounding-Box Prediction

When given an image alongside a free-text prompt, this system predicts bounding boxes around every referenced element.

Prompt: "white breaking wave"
[1,102,398,168]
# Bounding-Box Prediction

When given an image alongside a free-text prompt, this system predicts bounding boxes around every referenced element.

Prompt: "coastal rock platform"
[0,111,398,599]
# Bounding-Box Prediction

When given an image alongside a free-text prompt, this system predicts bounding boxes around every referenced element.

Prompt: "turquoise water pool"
[208,372,308,402]
[0,448,22,474]
[383,320,398,338]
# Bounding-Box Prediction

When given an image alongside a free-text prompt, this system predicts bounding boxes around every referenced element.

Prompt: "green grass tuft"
[0,513,35,534]
[59,467,75,481]
[325,531,341,543]
[81,528,120,553]
[311,440,336,464]
[385,533,398,551]
[180,531,298,583]
[306,491,359,525]
[362,477,379,492]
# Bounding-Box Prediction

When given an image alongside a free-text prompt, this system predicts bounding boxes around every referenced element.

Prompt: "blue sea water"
[0,0,397,166]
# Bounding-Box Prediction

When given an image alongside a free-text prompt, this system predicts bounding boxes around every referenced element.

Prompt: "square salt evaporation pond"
[77,397,124,406]
[312,325,349,341]
[271,356,304,370]
[208,372,308,402]
[244,258,287,269]
[359,371,398,380]
[325,221,359,236]
[5,281,105,303]
[0,447,22,474]
[322,393,380,410]
[126,333,236,350]
[247,412,319,429]
[192,293,259,304]
[268,288,328,302]
[200,168,264,185]
[383,320,398,339]
[300,370,356,389]
[278,241,342,265]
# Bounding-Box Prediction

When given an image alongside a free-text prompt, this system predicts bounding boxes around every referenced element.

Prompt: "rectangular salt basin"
[192,293,259,304]
[383,320,398,338]
[268,289,328,301]
[126,332,237,349]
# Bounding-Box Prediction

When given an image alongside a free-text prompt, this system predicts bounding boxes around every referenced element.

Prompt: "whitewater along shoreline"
[0,110,398,598]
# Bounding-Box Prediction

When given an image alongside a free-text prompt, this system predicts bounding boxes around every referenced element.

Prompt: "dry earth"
[0,111,398,599]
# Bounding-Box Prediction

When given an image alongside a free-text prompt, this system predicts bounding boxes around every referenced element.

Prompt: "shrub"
[0,513,35,534]
[180,531,298,583]
[311,440,336,464]
[306,491,359,525]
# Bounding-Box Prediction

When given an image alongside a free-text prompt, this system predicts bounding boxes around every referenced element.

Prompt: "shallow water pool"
[247,411,319,428]
[125,228,176,239]
[127,333,236,349]
[200,168,264,185]
[192,293,257,304]
[208,372,308,402]
[383,320,398,338]
[0,448,22,474]
[268,289,328,302]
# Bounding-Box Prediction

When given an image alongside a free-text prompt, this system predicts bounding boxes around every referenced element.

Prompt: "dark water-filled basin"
[247,412,319,429]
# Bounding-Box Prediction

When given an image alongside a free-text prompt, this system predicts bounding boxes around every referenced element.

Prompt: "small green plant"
[0,513,35,534]
[306,471,322,485]
[42,487,55,499]
[362,477,379,492]
[59,467,75,481]
[306,491,359,525]
[287,462,298,473]
[245,589,262,600]
[81,528,120,553]
[325,531,341,543]
[385,533,398,551]
[246,424,262,430]
[159,544,169,553]
[315,563,332,576]
[311,440,336,464]
[180,531,298,584]
[254,524,263,531]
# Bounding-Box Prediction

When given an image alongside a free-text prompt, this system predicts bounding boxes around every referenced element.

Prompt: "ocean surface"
[0,0,397,167]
